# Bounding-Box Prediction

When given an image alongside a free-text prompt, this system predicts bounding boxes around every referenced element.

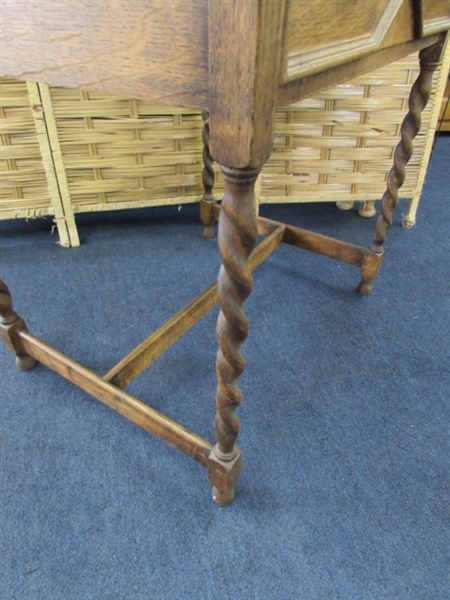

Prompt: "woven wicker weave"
[47,88,208,208]
[263,57,430,201]
[0,80,53,216]
[1,46,449,247]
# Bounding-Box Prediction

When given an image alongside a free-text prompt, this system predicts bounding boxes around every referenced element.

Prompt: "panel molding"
[287,0,403,80]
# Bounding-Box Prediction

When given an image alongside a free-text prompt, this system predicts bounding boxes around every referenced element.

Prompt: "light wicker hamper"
[1,45,449,248]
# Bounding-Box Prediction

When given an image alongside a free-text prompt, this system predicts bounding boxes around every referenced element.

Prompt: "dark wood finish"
[249,225,286,269]
[285,0,414,81]
[207,165,261,505]
[277,36,441,109]
[104,225,284,390]
[1,0,449,505]
[418,0,450,37]
[199,111,216,238]
[0,280,36,371]
[3,0,447,116]
[18,330,213,466]
[0,0,209,109]
[208,0,287,169]
[258,216,373,267]
[358,35,445,294]
[104,281,219,389]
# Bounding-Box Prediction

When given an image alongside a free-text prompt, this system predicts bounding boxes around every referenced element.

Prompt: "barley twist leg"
[207,165,260,506]
[199,111,217,238]
[0,279,36,370]
[358,36,444,294]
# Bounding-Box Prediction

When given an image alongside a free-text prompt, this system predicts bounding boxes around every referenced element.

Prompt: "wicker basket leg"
[0,280,36,371]
[358,201,377,218]
[403,194,420,228]
[199,111,217,238]
[336,201,355,211]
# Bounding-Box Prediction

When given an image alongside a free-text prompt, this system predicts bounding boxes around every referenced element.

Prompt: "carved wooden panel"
[285,0,409,80]
[419,0,450,37]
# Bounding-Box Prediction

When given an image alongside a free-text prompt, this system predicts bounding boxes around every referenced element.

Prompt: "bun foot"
[16,354,37,371]
[357,280,373,295]
[212,486,235,506]
[336,201,354,211]
[202,223,215,238]
[358,201,377,218]
[208,444,243,507]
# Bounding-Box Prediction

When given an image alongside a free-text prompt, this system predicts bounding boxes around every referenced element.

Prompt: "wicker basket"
[0,81,73,240]
[1,45,449,247]
[262,51,448,206]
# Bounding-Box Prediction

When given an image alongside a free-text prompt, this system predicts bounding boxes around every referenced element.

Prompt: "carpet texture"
[1,136,449,599]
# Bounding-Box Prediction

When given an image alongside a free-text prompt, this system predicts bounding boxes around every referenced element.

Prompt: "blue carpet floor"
[1,136,449,599]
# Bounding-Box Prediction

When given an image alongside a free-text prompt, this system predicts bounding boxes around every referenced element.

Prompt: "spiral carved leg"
[199,111,217,239]
[0,280,36,370]
[207,165,260,505]
[358,36,444,295]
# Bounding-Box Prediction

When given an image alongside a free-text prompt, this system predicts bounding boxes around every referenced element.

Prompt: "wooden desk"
[1,0,449,505]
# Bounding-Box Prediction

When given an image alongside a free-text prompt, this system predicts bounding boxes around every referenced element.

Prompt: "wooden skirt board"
[1,0,449,506]
[1,45,449,247]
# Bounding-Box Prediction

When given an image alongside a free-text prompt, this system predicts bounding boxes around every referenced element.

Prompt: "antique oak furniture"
[1,1,449,505]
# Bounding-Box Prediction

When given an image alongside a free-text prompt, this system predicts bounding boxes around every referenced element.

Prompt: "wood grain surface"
[209,0,287,168]
[0,0,208,108]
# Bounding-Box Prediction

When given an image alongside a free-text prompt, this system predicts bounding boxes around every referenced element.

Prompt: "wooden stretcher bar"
[18,330,213,467]
[3,225,285,472]
[104,224,286,389]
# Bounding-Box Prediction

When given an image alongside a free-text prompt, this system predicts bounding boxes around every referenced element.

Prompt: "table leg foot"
[0,279,36,370]
[357,250,383,295]
[212,487,235,506]
[208,445,242,506]
[16,354,37,371]
[356,280,373,295]
[200,198,216,239]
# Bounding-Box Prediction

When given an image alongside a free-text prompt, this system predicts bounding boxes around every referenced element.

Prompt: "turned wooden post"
[199,111,217,238]
[207,166,260,505]
[206,0,286,504]
[358,34,445,295]
[0,280,36,370]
